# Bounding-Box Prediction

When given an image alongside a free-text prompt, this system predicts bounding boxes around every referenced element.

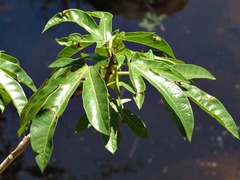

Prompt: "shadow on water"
[1,0,240,179]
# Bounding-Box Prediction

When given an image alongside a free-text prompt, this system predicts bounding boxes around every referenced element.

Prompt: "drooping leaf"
[0,98,4,113]
[0,54,36,91]
[0,52,19,65]
[0,88,11,113]
[130,62,194,141]
[102,126,121,154]
[75,114,91,133]
[162,97,187,139]
[0,69,28,116]
[122,108,148,139]
[30,65,89,172]
[129,65,146,92]
[129,64,146,109]
[133,92,145,110]
[180,82,239,139]
[82,66,110,135]
[123,32,175,58]
[172,64,216,80]
[102,104,121,154]
[118,80,135,94]
[30,107,58,173]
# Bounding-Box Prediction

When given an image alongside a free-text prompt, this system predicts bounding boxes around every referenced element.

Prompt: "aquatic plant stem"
[0,134,30,174]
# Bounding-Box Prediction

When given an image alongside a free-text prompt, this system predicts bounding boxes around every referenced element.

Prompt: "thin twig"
[0,134,30,174]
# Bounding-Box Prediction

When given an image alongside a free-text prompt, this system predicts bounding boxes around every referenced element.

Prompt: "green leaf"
[122,108,148,139]
[87,11,113,42]
[129,64,146,109]
[0,69,27,115]
[180,82,239,139]
[154,56,184,65]
[102,104,121,154]
[172,64,216,80]
[162,97,187,139]
[43,9,110,47]
[56,46,82,59]
[118,80,135,94]
[0,87,11,113]
[0,52,19,65]
[0,98,4,113]
[123,32,175,58]
[18,84,60,136]
[130,62,194,141]
[30,108,58,173]
[48,58,81,68]
[75,114,91,133]
[30,65,89,172]
[102,126,121,154]
[0,54,37,92]
[82,66,110,135]
[132,52,188,82]
[133,92,145,110]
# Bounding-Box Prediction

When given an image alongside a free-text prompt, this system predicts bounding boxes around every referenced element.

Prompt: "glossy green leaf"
[133,92,145,110]
[31,65,89,172]
[48,58,81,68]
[118,80,135,94]
[20,68,71,129]
[154,56,184,65]
[0,52,19,64]
[0,69,27,116]
[0,55,36,92]
[0,98,4,113]
[102,126,121,154]
[102,104,120,154]
[130,63,194,141]
[18,84,60,136]
[129,64,146,109]
[180,82,239,139]
[129,65,146,92]
[0,88,11,113]
[82,66,110,135]
[122,108,148,139]
[123,32,175,58]
[43,9,107,46]
[57,46,82,59]
[87,11,113,42]
[173,64,216,80]
[57,33,94,46]
[132,53,188,82]
[75,114,91,133]
[30,108,58,173]
[162,97,187,139]
[56,33,94,54]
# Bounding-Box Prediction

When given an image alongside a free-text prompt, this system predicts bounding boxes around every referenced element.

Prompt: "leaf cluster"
[0,9,239,173]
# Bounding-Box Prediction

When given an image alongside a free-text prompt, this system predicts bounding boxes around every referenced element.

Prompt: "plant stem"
[117,71,129,76]
[104,44,116,84]
[0,134,30,174]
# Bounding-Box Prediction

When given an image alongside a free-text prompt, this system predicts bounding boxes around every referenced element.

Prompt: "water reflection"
[1,0,240,180]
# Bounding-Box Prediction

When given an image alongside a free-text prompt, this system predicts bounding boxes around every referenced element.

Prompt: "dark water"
[1,0,240,179]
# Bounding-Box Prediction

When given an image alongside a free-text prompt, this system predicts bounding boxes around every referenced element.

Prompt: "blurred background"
[1,0,240,179]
